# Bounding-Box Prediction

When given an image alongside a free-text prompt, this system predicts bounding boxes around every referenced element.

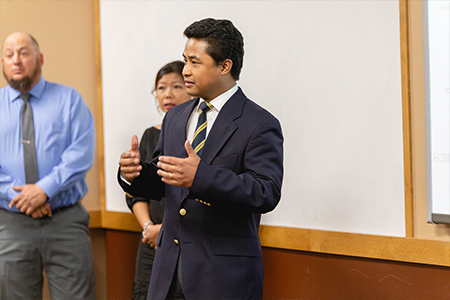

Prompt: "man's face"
[182,38,223,102]
[2,32,43,92]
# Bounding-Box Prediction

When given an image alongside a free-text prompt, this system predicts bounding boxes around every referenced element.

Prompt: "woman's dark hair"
[184,18,244,81]
[153,60,185,93]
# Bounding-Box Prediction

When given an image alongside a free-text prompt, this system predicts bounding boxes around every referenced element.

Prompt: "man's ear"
[38,53,44,66]
[220,59,233,76]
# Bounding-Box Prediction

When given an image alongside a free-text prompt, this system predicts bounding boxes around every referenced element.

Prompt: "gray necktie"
[20,93,39,184]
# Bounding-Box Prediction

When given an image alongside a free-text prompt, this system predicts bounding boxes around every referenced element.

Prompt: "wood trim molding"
[399,0,414,238]
[89,210,450,267]
[101,210,141,232]
[88,210,140,232]
[88,210,102,228]
[94,0,107,211]
[259,225,450,267]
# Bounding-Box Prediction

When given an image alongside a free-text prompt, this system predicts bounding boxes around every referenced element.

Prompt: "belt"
[51,203,76,214]
[0,203,76,216]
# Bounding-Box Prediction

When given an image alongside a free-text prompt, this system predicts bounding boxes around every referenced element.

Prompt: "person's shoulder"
[166,98,197,116]
[44,80,86,104]
[237,89,278,121]
[0,84,13,95]
[0,86,8,104]
[149,126,161,131]
[44,80,81,95]
[45,79,75,90]
[140,126,161,142]
[0,85,7,97]
[175,98,197,110]
[144,126,161,135]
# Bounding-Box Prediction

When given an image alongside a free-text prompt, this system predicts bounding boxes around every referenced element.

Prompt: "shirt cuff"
[120,173,132,185]
[36,176,59,199]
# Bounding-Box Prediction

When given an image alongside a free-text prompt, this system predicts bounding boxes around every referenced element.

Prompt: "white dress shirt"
[186,84,239,143]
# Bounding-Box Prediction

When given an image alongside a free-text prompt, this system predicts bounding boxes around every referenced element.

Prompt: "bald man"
[0,32,96,299]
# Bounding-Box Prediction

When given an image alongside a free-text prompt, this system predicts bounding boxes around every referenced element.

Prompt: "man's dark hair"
[184,18,244,81]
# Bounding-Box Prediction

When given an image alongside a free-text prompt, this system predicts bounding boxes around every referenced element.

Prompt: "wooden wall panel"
[104,231,450,299]
[105,230,141,299]
[262,247,450,300]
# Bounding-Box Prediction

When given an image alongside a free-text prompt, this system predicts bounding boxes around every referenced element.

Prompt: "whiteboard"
[424,0,450,223]
[100,1,405,237]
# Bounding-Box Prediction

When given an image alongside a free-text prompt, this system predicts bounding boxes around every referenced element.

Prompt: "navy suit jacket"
[119,88,283,300]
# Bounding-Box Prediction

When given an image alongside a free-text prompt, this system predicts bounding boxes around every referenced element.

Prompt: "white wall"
[100,0,405,237]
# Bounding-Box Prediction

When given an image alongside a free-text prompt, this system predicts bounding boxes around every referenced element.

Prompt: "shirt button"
[179,208,187,216]
[174,239,180,245]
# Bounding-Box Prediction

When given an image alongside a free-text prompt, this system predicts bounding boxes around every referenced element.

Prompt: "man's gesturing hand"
[119,135,142,183]
[157,140,200,188]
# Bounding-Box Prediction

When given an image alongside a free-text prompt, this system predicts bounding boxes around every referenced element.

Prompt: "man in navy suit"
[118,18,283,300]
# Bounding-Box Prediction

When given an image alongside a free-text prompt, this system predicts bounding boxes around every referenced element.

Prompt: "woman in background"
[126,61,191,300]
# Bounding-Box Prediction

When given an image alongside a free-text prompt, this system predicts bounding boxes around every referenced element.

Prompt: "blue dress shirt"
[0,76,95,211]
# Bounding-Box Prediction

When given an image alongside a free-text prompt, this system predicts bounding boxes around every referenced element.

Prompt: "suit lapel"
[201,88,246,164]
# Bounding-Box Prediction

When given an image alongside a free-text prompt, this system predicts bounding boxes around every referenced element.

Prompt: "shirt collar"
[8,76,45,102]
[198,83,239,112]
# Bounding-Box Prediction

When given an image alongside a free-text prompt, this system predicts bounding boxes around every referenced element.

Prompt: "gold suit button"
[179,208,187,216]
[174,239,180,245]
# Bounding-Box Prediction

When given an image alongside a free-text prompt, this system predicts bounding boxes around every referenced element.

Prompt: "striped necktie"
[192,101,213,154]
[20,93,39,184]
